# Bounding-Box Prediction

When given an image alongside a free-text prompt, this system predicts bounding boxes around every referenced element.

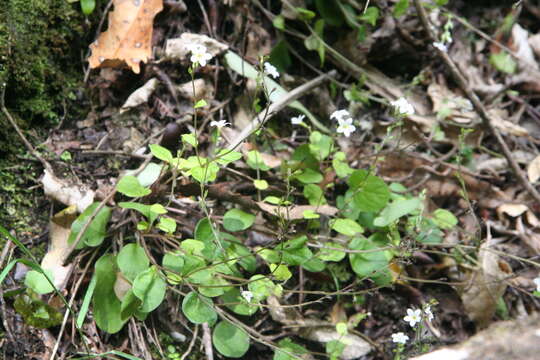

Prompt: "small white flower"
[188,44,213,66]
[433,42,448,52]
[424,305,434,321]
[403,308,422,327]
[330,109,351,122]
[391,97,415,116]
[533,277,540,292]
[264,62,279,78]
[241,290,253,302]
[291,114,305,125]
[210,119,229,128]
[336,118,356,137]
[391,332,409,344]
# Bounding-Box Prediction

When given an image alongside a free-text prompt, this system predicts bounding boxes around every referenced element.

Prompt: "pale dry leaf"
[488,109,529,137]
[497,203,529,217]
[460,238,512,329]
[88,0,163,73]
[176,78,214,101]
[165,33,228,60]
[120,78,159,113]
[42,169,95,213]
[526,211,540,227]
[114,272,132,301]
[257,202,338,220]
[529,33,540,58]
[527,155,540,183]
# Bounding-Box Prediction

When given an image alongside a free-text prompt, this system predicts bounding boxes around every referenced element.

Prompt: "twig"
[226,70,336,150]
[1,84,53,173]
[179,325,199,360]
[202,323,214,360]
[413,0,540,205]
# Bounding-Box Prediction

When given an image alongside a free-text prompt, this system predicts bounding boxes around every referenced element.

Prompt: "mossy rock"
[0,0,87,127]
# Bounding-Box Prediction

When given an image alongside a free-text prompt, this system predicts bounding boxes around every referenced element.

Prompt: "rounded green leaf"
[349,170,390,212]
[223,209,255,232]
[432,209,458,229]
[373,198,421,227]
[295,168,323,184]
[132,266,166,313]
[331,218,364,236]
[212,321,250,358]
[117,176,152,197]
[182,291,217,324]
[24,270,55,295]
[220,289,258,316]
[117,243,149,281]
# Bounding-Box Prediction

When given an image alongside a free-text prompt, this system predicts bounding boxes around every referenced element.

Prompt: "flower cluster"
[210,119,229,128]
[403,305,434,328]
[331,109,356,137]
[187,43,213,67]
[264,62,279,79]
[241,290,253,303]
[391,332,409,345]
[291,114,305,125]
[390,97,415,116]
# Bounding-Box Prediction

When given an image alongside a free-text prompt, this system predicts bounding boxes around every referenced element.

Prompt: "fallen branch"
[413,0,540,205]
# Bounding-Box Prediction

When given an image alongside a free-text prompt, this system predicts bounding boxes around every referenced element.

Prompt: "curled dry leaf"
[42,169,95,213]
[257,202,338,220]
[460,238,512,329]
[497,203,529,218]
[527,155,540,183]
[88,0,163,74]
[120,78,159,113]
[165,33,228,60]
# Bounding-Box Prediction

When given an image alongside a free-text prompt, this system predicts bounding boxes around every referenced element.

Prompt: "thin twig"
[413,0,540,205]
[201,323,214,360]
[226,70,336,150]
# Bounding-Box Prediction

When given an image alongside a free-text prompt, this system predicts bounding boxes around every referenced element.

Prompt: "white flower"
[358,119,373,131]
[391,332,409,344]
[534,277,540,292]
[424,305,434,321]
[433,42,448,52]
[241,290,253,302]
[330,109,351,122]
[291,115,305,125]
[336,118,356,137]
[403,308,422,327]
[391,97,415,116]
[264,62,279,78]
[188,44,213,66]
[210,119,229,128]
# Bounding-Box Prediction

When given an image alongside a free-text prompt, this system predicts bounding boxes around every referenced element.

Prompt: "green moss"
[0,0,86,125]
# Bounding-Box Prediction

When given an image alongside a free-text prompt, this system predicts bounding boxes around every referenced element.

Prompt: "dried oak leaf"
[88,0,163,74]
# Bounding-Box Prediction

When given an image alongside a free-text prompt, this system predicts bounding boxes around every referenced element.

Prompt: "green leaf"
[333,152,353,178]
[303,209,320,219]
[373,198,421,227]
[315,0,345,26]
[68,202,112,248]
[432,209,458,229]
[190,160,220,184]
[331,218,364,236]
[25,270,55,294]
[149,144,173,163]
[274,338,309,360]
[254,179,269,190]
[117,176,152,197]
[393,0,409,18]
[215,149,242,165]
[223,209,255,232]
[80,0,96,15]
[309,131,333,161]
[213,321,250,358]
[93,254,128,333]
[117,243,149,282]
[349,236,391,283]
[490,52,516,74]
[246,150,271,171]
[182,134,198,147]
[157,217,177,233]
[296,7,316,21]
[136,162,162,187]
[269,263,292,281]
[195,217,217,243]
[359,6,379,26]
[194,99,208,108]
[269,40,292,72]
[273,15,285,30]
[248,275,276,302]
[349,170,390,212]
[296,168,323,184]
[132,266,166,313]
[304,19,326,66]
[317,242,346,262]
[182,292,217,324]
[304,184,325,206]
[119,202,163,225]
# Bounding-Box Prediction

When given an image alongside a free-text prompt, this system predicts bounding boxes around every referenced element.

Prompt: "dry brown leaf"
[488,109,529,137]
[120,78,159,113]
[88,0,163,74]
[460,238,512,329]
[257,202,338,220]
[42,169,95,213]
[497,203,529,218]
[527,155,540,183]
[165,33,228,60]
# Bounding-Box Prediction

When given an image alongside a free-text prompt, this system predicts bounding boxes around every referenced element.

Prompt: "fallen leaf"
[42,169,95,213]
[527,155,540,183]
[257,202,338,220]
[120,78,159,113]
[165,33,228,61]
[497,203,529,217]
[88,0,163,73]
[176,78,214,101]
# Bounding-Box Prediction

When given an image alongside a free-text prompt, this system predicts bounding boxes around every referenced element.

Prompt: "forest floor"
[2,1,540,360]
